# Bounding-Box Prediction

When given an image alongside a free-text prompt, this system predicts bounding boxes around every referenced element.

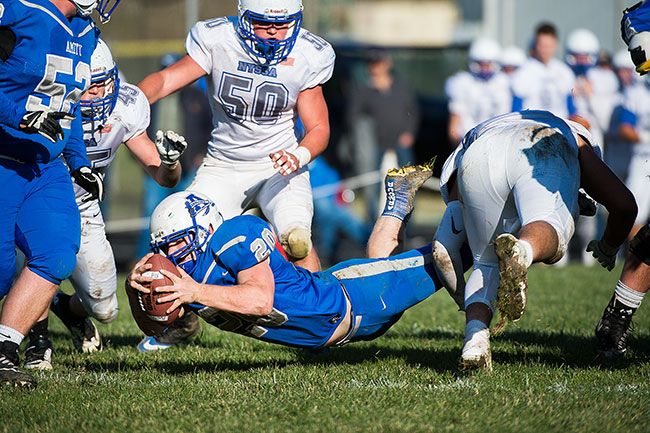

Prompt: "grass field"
[1,264,649,433]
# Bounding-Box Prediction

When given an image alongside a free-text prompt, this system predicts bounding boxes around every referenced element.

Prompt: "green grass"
[1,265,649,433]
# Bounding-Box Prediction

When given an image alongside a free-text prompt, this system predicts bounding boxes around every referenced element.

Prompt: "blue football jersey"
[188,215,347,349]
[0,0,97,170]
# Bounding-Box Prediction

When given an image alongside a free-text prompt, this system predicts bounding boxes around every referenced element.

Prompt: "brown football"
[137,254,181,325]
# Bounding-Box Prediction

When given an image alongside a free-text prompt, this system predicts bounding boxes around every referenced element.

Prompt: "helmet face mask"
[150,192,223,274]
[70,0,121,22]
[81,39,120,133]
[237,0,304,66]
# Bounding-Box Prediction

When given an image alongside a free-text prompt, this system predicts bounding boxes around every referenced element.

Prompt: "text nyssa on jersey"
[74,82,150,204]
[185,17,335,163]
[186,215,347,349]
[0,0,98,171]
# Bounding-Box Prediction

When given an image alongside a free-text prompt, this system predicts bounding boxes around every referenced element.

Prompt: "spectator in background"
[348,49,420,220]
[309,156,371,267]
[564,29,619,265]
[136,54,211,257]
[445,38,512,146]
[613,74,650,239]
[605,50,639,182]
[512,23,577,119]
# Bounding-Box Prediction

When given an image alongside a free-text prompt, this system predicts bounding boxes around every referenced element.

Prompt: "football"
[138,254,181,325]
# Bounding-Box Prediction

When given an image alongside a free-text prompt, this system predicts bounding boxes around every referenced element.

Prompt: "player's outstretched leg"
[380,159,435,222]
[137,311,200,353]
[51,292,102,353]
[494,233,532,332]
[24,318,53,371]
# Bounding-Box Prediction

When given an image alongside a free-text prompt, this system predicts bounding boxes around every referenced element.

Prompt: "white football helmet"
[566,29,600,75]
[500,46,526,69]
[468,38,501,80]
[150,192,223,272]
[613,49,636,70]
[81,38,120,126]
[237,0,304,66]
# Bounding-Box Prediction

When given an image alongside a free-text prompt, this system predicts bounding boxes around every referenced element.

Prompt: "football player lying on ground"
[126,163,466,350]
[591,1,650,361]
[432,110,638,372]
[22,38,191,371]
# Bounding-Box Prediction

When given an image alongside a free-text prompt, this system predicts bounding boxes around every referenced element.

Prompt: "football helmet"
[81,38,120,127]
[468,38,501,80]
[500,46,526,70]
[150,192,223,273]
[70,0,121,22]
[237,0,304,66]
[565,29,599,76]
[613,49,635,70]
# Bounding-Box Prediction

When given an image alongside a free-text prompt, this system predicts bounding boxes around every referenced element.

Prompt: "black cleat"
[24,334,53,371]
[0,341,36,390]
[51,293,103,353]
[595,296,635,360]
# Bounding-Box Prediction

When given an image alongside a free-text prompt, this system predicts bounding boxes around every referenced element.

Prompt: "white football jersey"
[74,82,150,202]
[621,80,650,137]
[439,110,597,203]
[185,17,336,163]
[445,71,512,137]
[511,58,576,117]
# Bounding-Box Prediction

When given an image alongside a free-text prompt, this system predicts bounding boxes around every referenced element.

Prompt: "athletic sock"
[614,280,645,311]
[0,324,24,346]
[51,292,85,327]
[517,239,534,268]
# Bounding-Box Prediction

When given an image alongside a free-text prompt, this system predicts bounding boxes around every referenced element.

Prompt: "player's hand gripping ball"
[138,254,182,325]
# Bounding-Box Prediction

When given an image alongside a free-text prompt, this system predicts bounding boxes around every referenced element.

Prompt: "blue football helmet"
[81,38,120,128]
[150,192,223,273]
[237,0,304,66]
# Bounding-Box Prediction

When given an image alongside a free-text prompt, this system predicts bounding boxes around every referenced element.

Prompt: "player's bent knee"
[539,219,571,265]
[630,224,650,266]
[29,248,78,285]
[91,303,118,324]
[281,227,313,260]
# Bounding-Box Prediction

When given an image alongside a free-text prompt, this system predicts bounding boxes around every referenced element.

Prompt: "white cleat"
[459,328,492,372]
[494,233,529,331]
[137,336,175,353]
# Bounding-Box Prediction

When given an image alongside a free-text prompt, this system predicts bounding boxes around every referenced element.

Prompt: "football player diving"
[126,164,467,351]
[0,0,122,390]
[137,0,334,274]
[591,1,650,361]
[21,38,190,371]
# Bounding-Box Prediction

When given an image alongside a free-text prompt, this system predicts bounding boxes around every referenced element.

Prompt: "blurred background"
[99,0,641,269]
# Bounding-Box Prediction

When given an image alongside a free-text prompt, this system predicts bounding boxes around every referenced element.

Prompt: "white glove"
[586,239,619,271]
[155,130,187,167]
[270,147,311,176]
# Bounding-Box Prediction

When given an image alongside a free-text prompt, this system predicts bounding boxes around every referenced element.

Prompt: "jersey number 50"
[219,72,289,125]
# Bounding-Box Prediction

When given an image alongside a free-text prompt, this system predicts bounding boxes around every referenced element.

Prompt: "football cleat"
[138,312,200,353]
[0,341,36,389]
[24,335,53,371]
[494,233,529,332]
[381,159,435,222]
[51,293,103,353]
[595,296,635,360]
[459,328,492,372]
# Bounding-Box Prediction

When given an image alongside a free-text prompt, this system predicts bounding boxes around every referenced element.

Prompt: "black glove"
[72,167,105,202]
[20,111,75,143]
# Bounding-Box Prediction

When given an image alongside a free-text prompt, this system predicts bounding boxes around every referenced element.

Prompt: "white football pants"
[188,156,314,239]
[457,124,580,310]
[627,143,650,225]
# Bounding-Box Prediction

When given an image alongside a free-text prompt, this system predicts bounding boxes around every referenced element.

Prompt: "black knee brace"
[630,224,650,266]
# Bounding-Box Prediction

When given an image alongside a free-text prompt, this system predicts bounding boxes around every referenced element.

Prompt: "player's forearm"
[196,283,273,317]
[151,162,181,188]
[618,124,640,143]
[299,123,329,161]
